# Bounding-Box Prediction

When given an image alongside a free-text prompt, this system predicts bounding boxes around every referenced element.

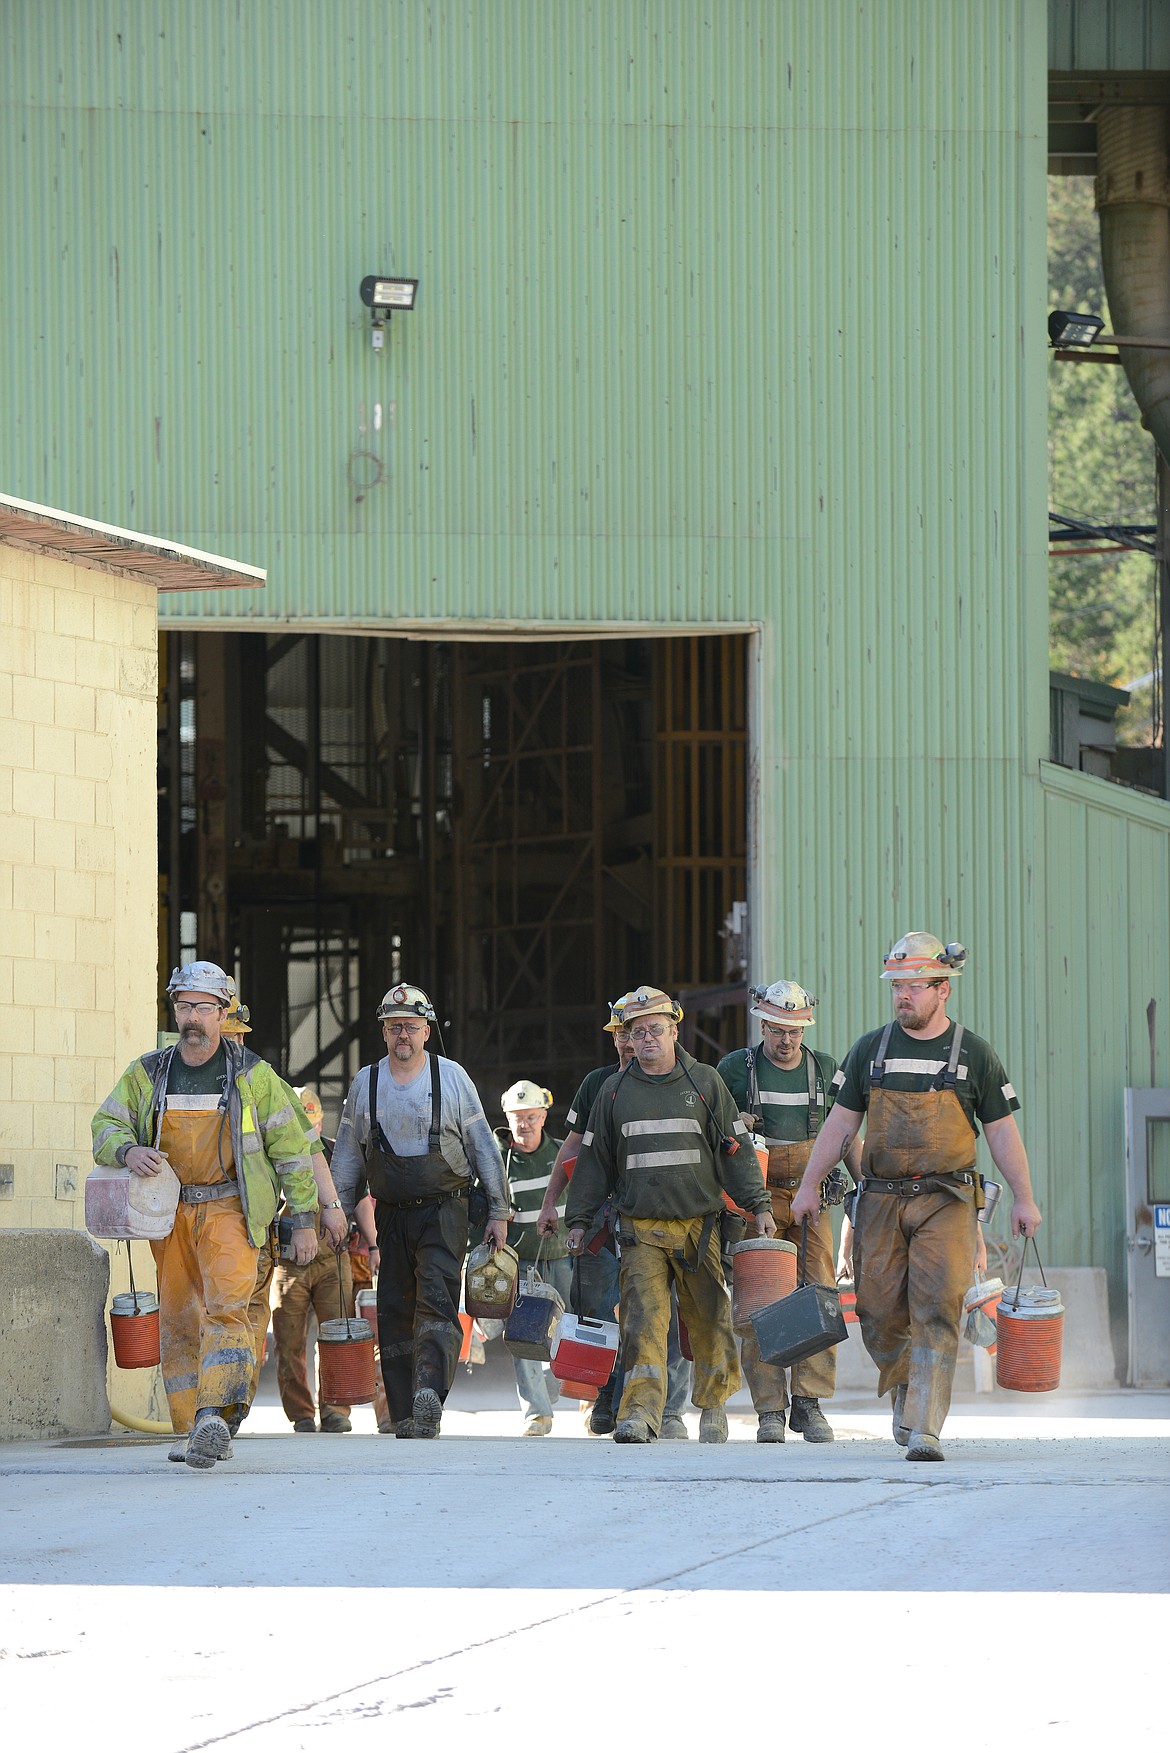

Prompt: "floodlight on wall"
[359,275,419,351]
[1048,310,1105,349]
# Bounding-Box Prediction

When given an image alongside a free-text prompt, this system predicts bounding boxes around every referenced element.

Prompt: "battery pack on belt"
[179,1179,239,1204]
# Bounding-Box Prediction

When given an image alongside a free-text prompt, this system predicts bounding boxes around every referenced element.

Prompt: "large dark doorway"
[158,632,749,1126]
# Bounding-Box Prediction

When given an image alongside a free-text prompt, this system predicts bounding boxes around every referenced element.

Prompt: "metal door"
[1123,1087,1170,1387]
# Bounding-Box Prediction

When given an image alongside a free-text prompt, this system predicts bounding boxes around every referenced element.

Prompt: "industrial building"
[2,1,1168,1381]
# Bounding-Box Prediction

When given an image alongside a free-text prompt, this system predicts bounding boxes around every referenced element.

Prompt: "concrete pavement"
[1,1367,1167,1751]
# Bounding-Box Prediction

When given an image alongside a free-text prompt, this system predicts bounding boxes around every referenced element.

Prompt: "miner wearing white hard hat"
[329,983,509,1438]
[495,1080,571,1435]
[717,979,862,1444]
[565,986,775,1444]
[791,934,1042,1462]
[91,961,318,1470]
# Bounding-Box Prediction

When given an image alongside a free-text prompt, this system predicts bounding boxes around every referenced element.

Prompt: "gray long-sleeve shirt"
[329,1053,509,1219]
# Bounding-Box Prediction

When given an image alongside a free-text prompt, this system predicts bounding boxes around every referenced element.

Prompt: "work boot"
[185,1411,232,1470]
[319,1411,352,1433]
[789,1397,834,1443]
[394,1419,416,1438]
[378,1419,396,1435]
[906,1431,945,1462]
[524,1415,554,1436]
[293,1417,317,1434]
[891,1383,910,1448]
[412,1387,442,1439]
[698,1408,728,1444]
[756,1411,786,1444]
[659,1415,689,1439]
[614,1417,652,1444]
[167,1438,188,1463]
[589,1395,617,1436]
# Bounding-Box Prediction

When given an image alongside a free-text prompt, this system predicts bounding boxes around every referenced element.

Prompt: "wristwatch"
[322,1199,343,1211]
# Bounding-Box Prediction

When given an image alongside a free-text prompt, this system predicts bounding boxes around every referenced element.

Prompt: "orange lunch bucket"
[995,1239,1063,1393]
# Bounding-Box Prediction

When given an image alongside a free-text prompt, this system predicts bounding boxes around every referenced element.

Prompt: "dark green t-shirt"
[834,1021,1019,1137]
[566,1064,619,1132]
[166,1042,228,1097]
[495,1128,567,1261]
[716,1045,840,1143]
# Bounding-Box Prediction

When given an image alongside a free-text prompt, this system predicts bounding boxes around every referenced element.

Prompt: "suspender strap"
[937,1024,964,1091]
[805,1047,823,1139]
[672,1208,721,1275]
[745,1047,760,1115]
[870,1022,895,1089]
[428,1051,442,1150]
[368,1057,387,1152]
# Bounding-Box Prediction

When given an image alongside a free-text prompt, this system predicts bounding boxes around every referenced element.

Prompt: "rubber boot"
[756,1411,786,1444]
[589,1392,617,1436]
[906,1431,945,1462]
[614,1417,652,1444]
[789,1397,834,1443]
[891,1383,910,1447]
[185,1410,232,1470]
[698,1407,728,1444]
[660,1415,689,1439]
[412,1387,442,1438]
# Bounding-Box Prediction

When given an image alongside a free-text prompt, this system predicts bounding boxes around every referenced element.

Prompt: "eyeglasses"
[762,1022,803,1036]
[891,981,944,995]
[628,1023,671,1040]
[173,1001,222,1018]
[386,1021,426,1035]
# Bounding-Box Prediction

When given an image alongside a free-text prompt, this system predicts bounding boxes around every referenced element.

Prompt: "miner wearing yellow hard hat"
[717,979,862,1445]
[91,961,318,1470]
[791,934,1042,1462]
[566,986,775,1444]
[329,982,509,1438]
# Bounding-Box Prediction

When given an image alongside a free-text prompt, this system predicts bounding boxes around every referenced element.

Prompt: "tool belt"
[179,1178,239,1204]
[858,1169,977,1199]
[379,1187,469,1213]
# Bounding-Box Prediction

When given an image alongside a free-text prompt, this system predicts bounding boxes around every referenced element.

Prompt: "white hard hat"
[167,961,233,1004]
[749,980,817,1026]
[880,933,967,980]
[377,982,437,1021]
[501,1080,553,1113]
[613,985,684,1025]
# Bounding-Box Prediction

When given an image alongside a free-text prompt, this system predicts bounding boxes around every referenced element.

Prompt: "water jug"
[109,1291,161,1369]
[317,1317,377,1404]
[465,1241,520,1319]
[730,1237,798,1334]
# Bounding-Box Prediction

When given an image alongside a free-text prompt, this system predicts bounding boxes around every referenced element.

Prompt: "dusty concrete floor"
[1,1349,1166,1750]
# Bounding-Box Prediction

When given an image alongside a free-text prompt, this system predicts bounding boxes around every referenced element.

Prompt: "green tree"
[1048,176,1157,740]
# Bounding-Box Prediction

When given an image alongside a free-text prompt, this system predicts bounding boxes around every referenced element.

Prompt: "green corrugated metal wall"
[3,1,1168,1333]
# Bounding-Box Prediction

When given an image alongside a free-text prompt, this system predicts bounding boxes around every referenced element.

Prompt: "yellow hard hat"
[749,980,816,1026]
[603,990,639,1033]
[220,995,252,1036]
[613,985,683,1026]
[294,1085,324,1129]
[377,982,437,1021]
[501,1080,553,1113]
[881,933,967,980]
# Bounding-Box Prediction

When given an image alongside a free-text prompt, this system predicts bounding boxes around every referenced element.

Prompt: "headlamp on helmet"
[603,990,639,1033]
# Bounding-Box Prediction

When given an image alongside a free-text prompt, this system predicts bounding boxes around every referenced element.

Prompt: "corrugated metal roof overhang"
[0,492,264,595]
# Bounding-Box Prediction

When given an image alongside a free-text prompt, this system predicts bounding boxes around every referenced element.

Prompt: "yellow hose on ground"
[110,1406,173,1435]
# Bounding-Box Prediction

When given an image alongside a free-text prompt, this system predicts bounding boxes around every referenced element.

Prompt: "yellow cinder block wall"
[0,544,164,1421]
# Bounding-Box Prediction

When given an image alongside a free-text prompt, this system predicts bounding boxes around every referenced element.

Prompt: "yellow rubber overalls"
[853,1024,979,1441]
[739,1046,838,1411]
[149,1085,258,1434]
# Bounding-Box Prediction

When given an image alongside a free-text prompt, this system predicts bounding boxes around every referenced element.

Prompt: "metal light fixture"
[1048,310,1105,349]
[360,274,419,351]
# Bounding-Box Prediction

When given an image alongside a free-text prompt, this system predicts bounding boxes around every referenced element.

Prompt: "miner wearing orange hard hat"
[791,933,1041,1463]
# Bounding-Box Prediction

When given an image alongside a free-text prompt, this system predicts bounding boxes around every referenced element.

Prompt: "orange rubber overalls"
[149,1089,258,1434]
[853,1024,979,1442]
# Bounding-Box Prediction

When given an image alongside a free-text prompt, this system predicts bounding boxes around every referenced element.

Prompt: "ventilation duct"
[1096,107,1170,464]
